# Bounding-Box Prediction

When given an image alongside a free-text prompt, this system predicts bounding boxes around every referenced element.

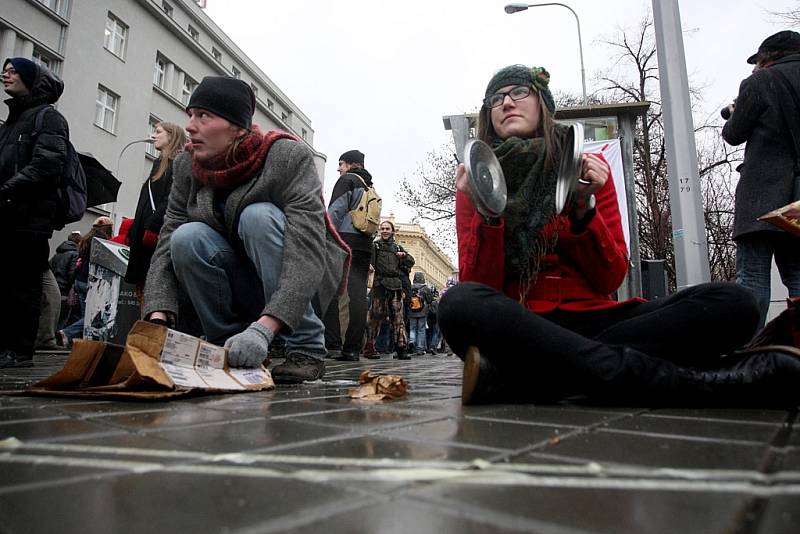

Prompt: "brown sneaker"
[271,353,325,384]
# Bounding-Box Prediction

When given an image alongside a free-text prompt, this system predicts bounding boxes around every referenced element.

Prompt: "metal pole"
[652,0,710,288]
[505,3,587,105]
[111,139,152,229]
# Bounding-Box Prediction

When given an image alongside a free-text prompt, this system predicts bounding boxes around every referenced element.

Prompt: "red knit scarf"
[189,126,298,189]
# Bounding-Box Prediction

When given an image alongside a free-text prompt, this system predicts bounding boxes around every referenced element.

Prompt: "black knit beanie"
[484,64,556,114]
[3,57,38,92]
[339,149,365,166]
[187,76,255,129]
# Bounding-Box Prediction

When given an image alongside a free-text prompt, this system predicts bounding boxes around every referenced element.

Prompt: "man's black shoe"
[394,347,411,360]
[271,353,325,384]
[0,350,34,369]
[334,351,360,362]
[326,349,342,360]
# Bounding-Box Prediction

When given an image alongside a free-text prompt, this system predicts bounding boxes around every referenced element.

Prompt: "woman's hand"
[395,251,406,258]
[572,154,609,219]
[455,163,468,193]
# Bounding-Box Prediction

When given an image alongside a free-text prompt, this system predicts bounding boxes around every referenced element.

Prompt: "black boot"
[677,346,800,406]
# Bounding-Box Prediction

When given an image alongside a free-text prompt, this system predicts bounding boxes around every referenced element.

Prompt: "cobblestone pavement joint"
[0,351,798,533]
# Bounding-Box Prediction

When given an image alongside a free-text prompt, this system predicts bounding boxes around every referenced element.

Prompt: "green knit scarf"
[494,124,568,298]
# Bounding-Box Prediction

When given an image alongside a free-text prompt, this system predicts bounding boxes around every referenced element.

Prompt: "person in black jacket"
[323,149,377,360]
[125,122,186,292]
[0,58,68,368]
[49,232,80,327]
[723,31,800,328]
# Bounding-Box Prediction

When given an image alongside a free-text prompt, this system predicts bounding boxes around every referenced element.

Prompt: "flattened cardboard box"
[28,321,274,399]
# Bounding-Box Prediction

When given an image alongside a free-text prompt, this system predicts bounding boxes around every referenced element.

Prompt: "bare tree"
[770,2,800,25]
[397,147,459,251]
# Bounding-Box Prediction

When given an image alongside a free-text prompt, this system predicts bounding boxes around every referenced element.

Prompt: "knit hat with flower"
[484,64,555,114]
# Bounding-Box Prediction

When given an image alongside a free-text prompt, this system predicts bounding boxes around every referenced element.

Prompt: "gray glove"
[224,321,275,368]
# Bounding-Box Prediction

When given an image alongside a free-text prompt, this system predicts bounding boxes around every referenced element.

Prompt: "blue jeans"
[736,231,800,328]
[408,316,427,352]
[427,322,440,352]
[170,202,325,359]
[63,280,88,341]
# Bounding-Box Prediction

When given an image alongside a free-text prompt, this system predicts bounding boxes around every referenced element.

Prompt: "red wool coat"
[456,157,639,313]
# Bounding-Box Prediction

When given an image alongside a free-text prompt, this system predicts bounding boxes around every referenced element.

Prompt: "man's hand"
[224,321,275,368]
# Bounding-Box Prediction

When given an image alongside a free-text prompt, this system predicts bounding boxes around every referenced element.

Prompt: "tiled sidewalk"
[1,352,798,534]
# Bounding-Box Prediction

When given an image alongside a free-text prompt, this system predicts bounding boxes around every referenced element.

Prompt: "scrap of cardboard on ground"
[759,200,800,238]
[27,321,273,400]
[348,370,408,401]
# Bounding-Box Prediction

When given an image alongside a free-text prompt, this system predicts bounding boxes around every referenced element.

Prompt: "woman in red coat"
[438,64,800,406]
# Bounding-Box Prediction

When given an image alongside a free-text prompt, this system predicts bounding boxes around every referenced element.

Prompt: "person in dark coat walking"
[722,30,800,328]
[322,149,376,360]
[125,122,186,290]
[0,58,69,367]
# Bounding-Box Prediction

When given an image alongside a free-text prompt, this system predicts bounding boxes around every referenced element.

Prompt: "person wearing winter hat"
[0,58,70,368]
[320,148,378,361]
[438,64,799,407]
[723,30,800,329]
[144,75,349,384]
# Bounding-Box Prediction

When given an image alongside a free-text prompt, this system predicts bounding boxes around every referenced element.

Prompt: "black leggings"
[438,282,760,397]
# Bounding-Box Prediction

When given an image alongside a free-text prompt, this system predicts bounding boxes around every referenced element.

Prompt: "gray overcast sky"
[203,0,794,252]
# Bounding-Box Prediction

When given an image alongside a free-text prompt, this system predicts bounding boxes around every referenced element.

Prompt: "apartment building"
[1,0,324,243]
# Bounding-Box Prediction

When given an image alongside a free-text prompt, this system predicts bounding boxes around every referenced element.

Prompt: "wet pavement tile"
[271,433,499,463]
[601,413,781,443]
[758,495,800,534]
[648,407,792,424]
[287,406,444,432]
[283,498,531,534]
[0,416,117,442]
[511,427,771,470]
[464,403,639,427]
[0,469,361,534]
[381,417,571,453]
[141,417,352,454]
[0,461,126,492]
[1,355,798,533]
[410,483,752,534]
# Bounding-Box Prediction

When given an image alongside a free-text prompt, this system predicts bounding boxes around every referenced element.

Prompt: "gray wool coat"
[143,138,348,333]
[722,53,800,239]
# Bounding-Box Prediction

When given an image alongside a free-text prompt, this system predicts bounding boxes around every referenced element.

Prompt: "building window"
[188,25,199,41]
[32,48,58,74]
[211,47,222,62]
[301,128,307,141]
[231,66,240,79]
[146,117,159,157]
[104,12,128,59]
[281,112,288,122]
[95,85,118,133]
[162,1,173,17]
[181,75,197,105]
[250,83,258,99]
[36,0,67,17]
[153,57,166,88]
[267,99,274,111]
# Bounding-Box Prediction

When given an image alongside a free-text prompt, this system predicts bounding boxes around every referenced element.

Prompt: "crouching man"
[144,76,348,383]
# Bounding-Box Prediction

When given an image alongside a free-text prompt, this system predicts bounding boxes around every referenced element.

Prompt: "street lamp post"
[504,2,587,106]
[110,138,153,229]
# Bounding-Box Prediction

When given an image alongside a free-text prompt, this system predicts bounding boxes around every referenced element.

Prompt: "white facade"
[1,0,325,244]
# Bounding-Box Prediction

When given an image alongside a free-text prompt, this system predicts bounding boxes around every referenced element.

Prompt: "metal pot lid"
[555,122,584,214]
[464,139,507,218]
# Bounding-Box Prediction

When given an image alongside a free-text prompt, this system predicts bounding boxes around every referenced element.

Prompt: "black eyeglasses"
[484,85,533,108]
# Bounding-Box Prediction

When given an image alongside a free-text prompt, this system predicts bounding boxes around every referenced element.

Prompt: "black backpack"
[33,106,87,229]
